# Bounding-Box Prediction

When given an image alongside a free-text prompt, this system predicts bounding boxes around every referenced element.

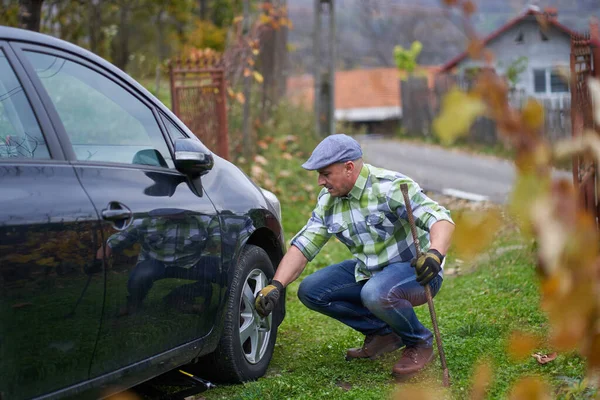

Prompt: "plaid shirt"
[291,164,453,281]
[107,213,220,269]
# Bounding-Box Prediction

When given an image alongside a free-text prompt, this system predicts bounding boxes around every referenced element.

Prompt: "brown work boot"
[346,332,404,360]
[392,346,434,379]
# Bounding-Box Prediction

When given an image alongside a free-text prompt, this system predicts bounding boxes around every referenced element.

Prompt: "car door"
[0,42,104,400]
[17,46,224,382]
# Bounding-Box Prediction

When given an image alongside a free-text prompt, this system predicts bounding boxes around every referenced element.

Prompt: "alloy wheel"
[239,268,272,364]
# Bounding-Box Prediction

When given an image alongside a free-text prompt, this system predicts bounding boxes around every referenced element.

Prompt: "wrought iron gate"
[571,32,600,225]
[169,57,229,160]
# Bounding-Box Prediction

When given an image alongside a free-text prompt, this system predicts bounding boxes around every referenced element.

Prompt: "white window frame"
[532,67,569,95]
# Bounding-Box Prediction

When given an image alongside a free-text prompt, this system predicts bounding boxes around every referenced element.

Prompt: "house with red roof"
[286,66,440,134]
[439,5,579,101]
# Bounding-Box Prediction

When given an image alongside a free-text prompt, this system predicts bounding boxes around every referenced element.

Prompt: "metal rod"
[400,183,450,387]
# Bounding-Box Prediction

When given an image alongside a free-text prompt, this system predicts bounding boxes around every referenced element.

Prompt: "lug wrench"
[400,183,450,387]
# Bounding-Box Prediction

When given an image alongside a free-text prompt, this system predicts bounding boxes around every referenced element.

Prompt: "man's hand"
[254,280,283,318]
[411,249,444,286]
[96,244,112,260]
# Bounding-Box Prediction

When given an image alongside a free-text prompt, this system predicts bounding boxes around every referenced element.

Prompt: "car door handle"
[101,202,133,231]
[101,209,131,221]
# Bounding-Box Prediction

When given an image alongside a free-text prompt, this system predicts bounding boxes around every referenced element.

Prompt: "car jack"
[131,369,215,400]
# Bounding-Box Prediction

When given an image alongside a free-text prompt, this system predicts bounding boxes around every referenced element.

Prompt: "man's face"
[317,162,354,197]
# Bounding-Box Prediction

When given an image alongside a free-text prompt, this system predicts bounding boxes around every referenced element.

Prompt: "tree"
[503,56,529,90]
[18,0,44,32]
[393,41,423,77]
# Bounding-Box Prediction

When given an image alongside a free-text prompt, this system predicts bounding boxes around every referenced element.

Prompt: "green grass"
[192,98,589,398]
[193,97,589,399]
[130,78,589,398]
[201,227,588,399]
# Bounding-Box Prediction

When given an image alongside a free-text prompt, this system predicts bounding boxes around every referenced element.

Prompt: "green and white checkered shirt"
[291,164,453,281]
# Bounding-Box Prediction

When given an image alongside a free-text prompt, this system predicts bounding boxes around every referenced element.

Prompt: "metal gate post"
[216,70,230,160]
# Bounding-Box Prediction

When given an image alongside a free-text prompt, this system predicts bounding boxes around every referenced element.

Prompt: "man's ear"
[345,161,355,174]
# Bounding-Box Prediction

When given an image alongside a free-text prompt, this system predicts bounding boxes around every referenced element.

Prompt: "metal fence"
[570,31,600,222]
[169,58,229,160]
[400,75,572,145]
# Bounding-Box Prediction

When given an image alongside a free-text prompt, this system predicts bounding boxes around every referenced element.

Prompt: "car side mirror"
[132,149,169,168]
[174,138,214,176]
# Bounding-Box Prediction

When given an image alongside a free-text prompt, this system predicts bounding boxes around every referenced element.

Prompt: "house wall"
[457,18,571,100]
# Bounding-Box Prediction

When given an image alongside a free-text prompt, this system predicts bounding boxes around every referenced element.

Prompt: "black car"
[0,26,285,400]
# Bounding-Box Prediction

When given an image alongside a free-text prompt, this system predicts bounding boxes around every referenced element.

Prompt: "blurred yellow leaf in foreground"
[253,71,264,83]
[470,360,492,400]
[508,377,552,400]
[508,173,550,236]
[393,384,445,400]
[451,208,503,261]
[433,88,486,145]
[521,98,544,130]
[507,331,540,361]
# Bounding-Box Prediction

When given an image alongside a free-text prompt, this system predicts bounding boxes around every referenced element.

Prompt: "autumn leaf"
[508,173,550,237]
[467,38,485,60]
[553,130,600,162]
[243,68,251,77]
[251,165,265,179]
[259,13,271,25]
[470,360,492,400]
[254,155,268,166]
[462,0,476,17]
[507,331,540,361]
[508,377,552,400]
[433,88,486,145]
[451,208,503,261]
[253,71,264,83]
[522,98,544,130]
[393,385,442,400]
[263,177,276,191]
[236,92,246,104]
[532,352,557,364]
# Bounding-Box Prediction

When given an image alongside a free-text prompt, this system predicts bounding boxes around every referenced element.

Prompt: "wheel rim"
[239,268,272,364]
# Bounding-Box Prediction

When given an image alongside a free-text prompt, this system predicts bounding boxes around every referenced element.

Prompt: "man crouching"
[255,133,454,379]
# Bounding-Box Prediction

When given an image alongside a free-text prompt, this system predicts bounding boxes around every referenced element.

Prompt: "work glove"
[254,280,283,318]
[411,249,444,286]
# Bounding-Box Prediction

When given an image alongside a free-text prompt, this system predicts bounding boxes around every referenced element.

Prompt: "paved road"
[357,136,571,204]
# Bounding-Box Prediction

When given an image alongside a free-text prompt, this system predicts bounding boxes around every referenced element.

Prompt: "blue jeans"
[297,259,442,348]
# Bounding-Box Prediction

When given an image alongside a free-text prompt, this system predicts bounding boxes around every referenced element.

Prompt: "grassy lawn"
[131,78,588,397]
[190,98,587,399]
[201,204,588,399]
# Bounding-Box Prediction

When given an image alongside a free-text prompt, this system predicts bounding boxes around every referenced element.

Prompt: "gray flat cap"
[302,133,363,170]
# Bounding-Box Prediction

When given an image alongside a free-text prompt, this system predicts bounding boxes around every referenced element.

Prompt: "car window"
[0,49,49,159]
[24,51,173,168]
[160,112,188,144]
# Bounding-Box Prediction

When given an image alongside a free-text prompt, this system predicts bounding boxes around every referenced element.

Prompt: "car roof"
[0,25,200,141]
[0,26,161,108]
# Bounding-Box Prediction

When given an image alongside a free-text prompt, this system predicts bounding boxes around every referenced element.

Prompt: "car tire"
[193,244,278,382]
